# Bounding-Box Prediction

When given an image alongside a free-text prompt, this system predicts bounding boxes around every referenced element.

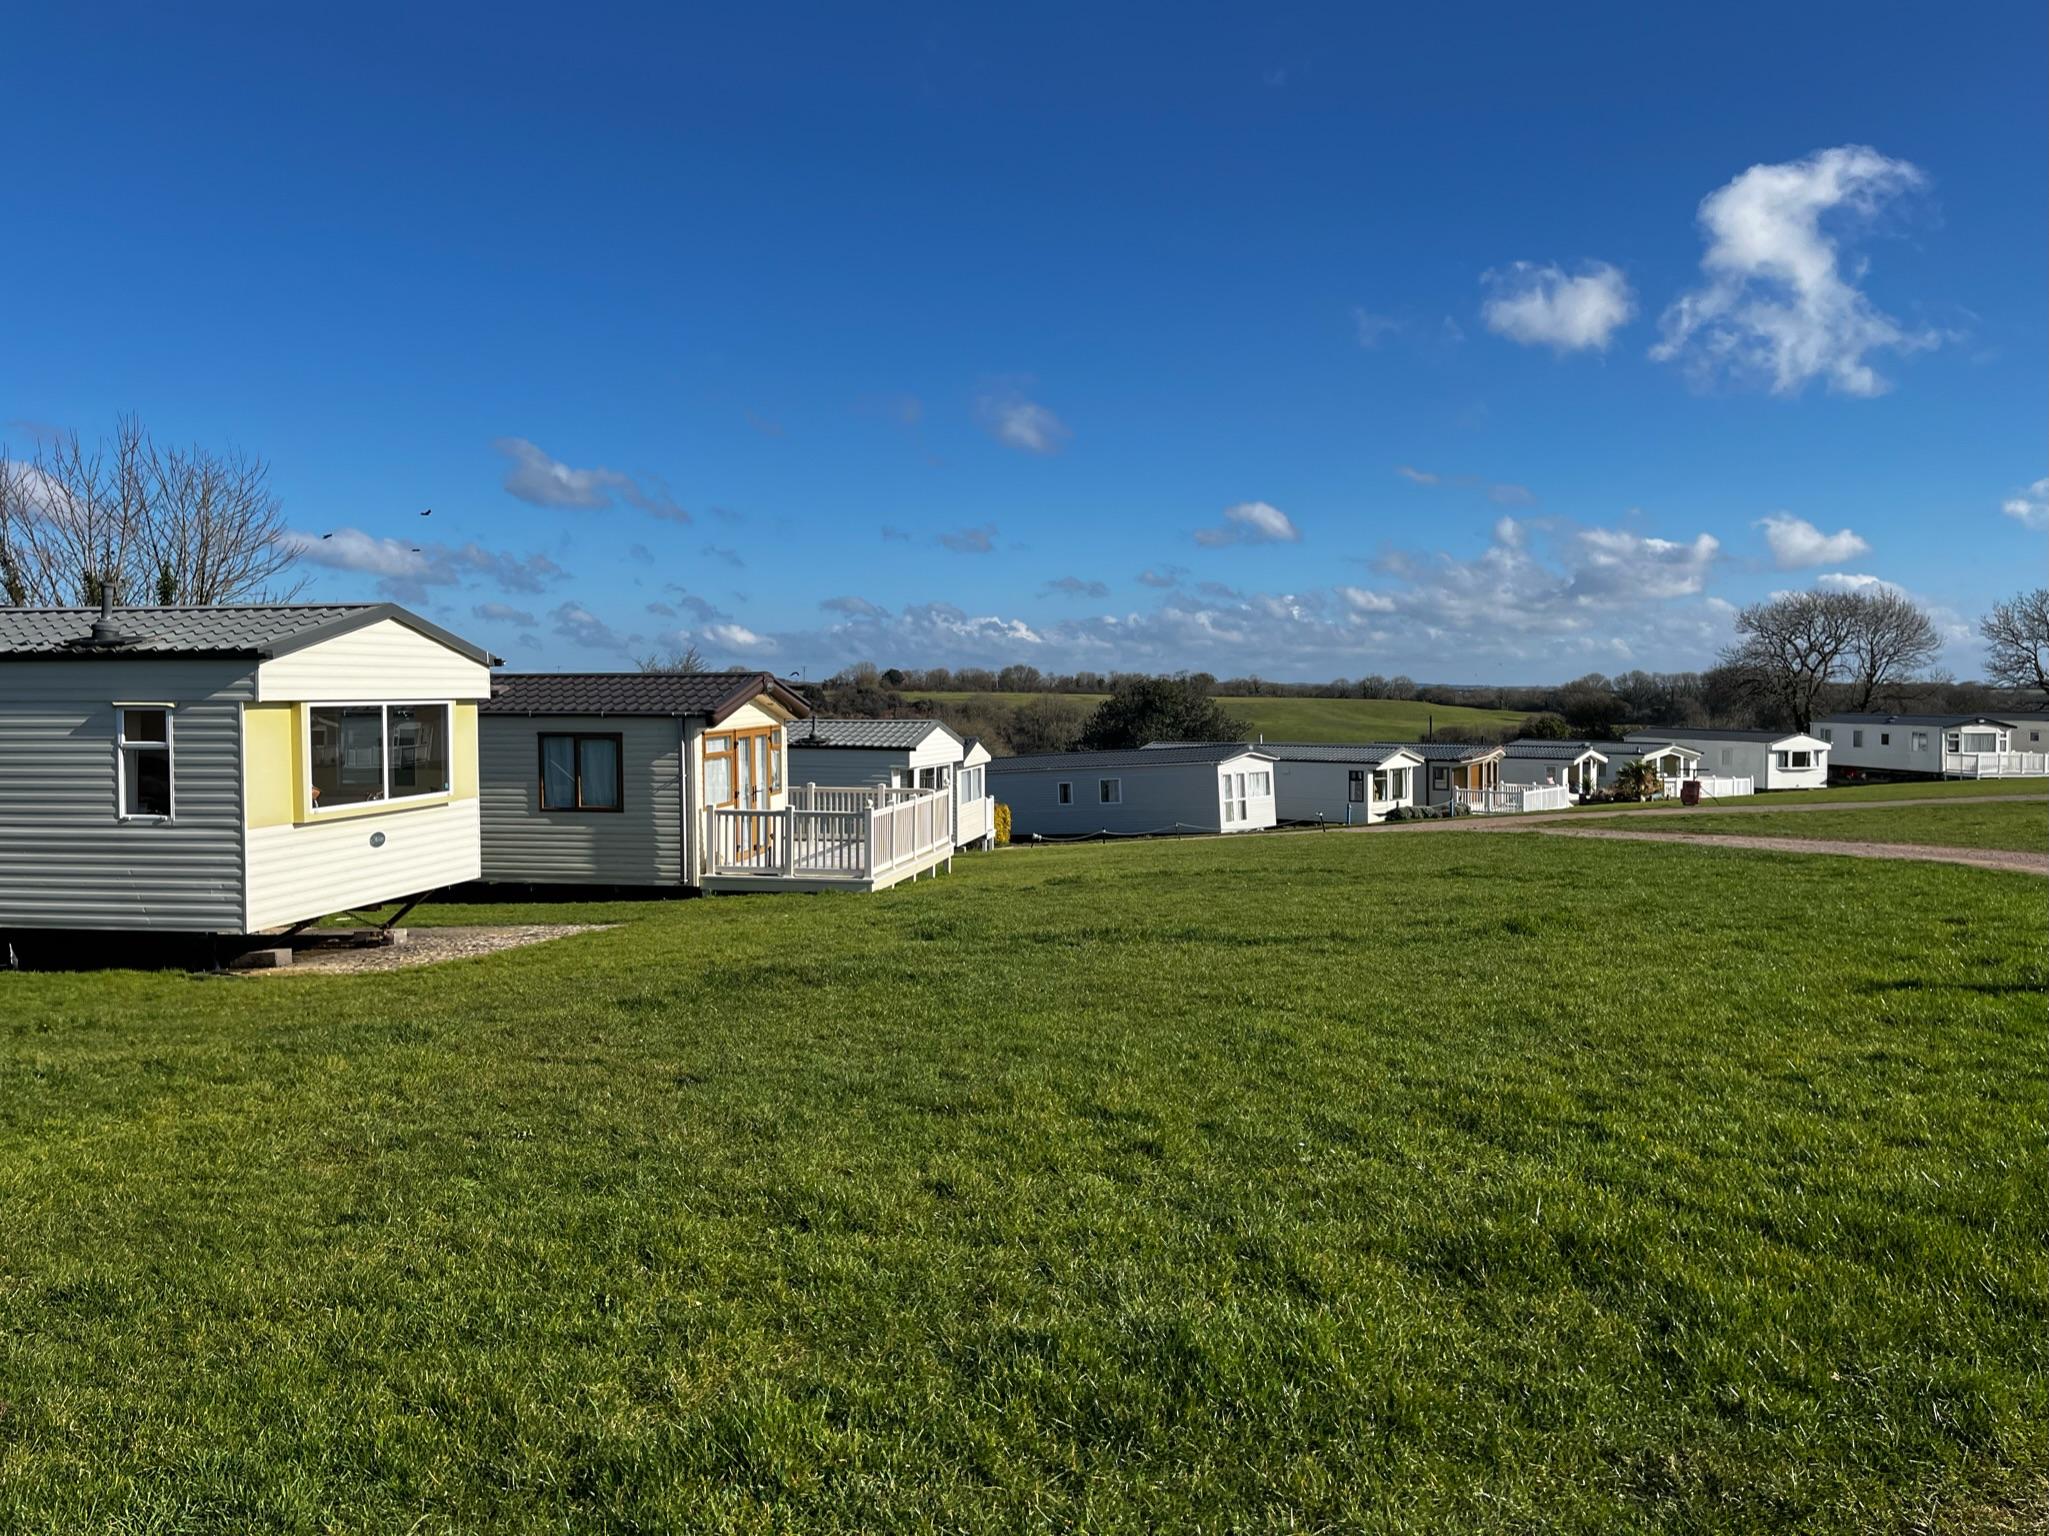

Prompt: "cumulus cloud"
[494,437,688,521]
[1481,261,1637,352]
[472,602,537,626]
[550,602,633,653]
[701,622,774,652]
[1136,566,1185,589]
[1568,528,1720,598]
[1353,308,1403,347]
[1757,512,1871,568]
[645,601,678,618]
[976,389,1070,455]
[1652,146,1939,396]
[1194,500,1300,547]
[1395,465,1439,485]
[1337,585,1397,613]
[1042,576,1110,600]
[1813,571,1902,595]
[938,524,998,554]
[280,528,567,604]
[2001,477,2048,531]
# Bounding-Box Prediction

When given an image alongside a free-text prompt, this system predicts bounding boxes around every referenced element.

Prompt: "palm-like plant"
[1612,759,1665,802]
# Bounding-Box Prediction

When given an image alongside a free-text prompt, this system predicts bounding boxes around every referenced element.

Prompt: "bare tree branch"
[1980,589,2049,695]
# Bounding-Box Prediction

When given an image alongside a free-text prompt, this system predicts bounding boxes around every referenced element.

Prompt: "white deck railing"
[1452,783,1573,814]
[706,784,953,882]
[1944,751,2048,779]
[1669,774,1754,799]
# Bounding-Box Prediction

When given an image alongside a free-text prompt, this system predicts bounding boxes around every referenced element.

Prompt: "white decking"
[701,784,955,893]
[1452,783,1574,814]
[1945,751,2049,779]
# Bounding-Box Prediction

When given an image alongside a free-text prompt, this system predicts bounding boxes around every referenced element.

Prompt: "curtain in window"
[580,737,621,808]
[542,736,578,808]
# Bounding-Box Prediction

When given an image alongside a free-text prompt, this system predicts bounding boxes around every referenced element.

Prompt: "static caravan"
[1599,739,1704,792]
[1145,740,1421,825]
[1405,743,1508,810]
[1631,729,1828,791]
[989,744,1278,839]
[479,673,956,893]
[786,716,996,849]
[1814,713,2043,781]
[1500,740,1607,799]
[0,600,495,936]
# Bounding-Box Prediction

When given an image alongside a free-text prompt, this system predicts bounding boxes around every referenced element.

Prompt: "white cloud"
[280,529,566,603]
[702,622,774,652]
[1813,571,1902,594]
[1395,465,1439,485]
[1756,512,1871,568]
[1352,308,1403,347]
[1194,500,1301,547]
[1652,145,1938,396]
[1337,585,1396,613]
[550,602,632,653]
[976,390,1070,455]
[1569,528,1720,599]
[2001,477,2048,531]
[494,437,688,521]
[1481,261,1636,352]
[472,601,537,626]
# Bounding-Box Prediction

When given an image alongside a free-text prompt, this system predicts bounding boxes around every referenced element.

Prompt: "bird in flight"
[420,507,432,516]
[321,532,333,540]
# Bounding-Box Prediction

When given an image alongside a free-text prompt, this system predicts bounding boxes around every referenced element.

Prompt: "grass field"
[2,832,2045,1531]
[1636,800,2048,853]
[906,690,1529,742]
[1574,777,2049,812]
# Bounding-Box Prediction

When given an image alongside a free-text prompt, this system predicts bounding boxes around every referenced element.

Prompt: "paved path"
[1535,825,2049,876]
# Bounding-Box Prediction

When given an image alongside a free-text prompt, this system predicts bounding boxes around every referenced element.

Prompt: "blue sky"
[5,2,2043,682]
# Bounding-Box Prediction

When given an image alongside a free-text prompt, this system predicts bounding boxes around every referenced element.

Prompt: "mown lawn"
[907,690,1529,742]
[1643,800,2049,853]
[1,832,2044,1533]
[1574,777,2049,812]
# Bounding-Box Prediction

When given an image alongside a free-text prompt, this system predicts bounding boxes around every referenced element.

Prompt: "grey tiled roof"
[483,671,808,721]
[990,744,1277,773]
[1502,740,1612,761]
[0,603,496,663]
[1630,729,1818,744]
[786,717,958,750]
[1816,713,2019,728]
[1147,738,1419,765]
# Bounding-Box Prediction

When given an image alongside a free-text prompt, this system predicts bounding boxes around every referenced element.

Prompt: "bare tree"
[1719,590,1862,732]
[637,643,707,674]
[1843,588,1942,712]
[0,416,303,606]
[1980,589,2049,695]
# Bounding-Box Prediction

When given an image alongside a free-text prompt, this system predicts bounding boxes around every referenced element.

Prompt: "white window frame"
[1852,729,1864,747]
[1056,780,1073,806]
[1098,777,1122,805]
[305,700,454,813]
[1431,766,1450,790]
[114,703,175,822]
[1347,769,1366,804]
[1911,731,1928,753]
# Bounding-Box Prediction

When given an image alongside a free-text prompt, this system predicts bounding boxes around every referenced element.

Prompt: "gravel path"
[249,924,613,975]
[1371,791,2048,835]
[1536,826,2049,876]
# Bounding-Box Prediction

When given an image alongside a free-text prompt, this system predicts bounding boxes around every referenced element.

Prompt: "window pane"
[579,737,620,808]
[387,705,449,798]
[310,707,385,806]
[541,736,577,809]
[705,750,733,807]
[123,708,168,744]
[124,747,171,816]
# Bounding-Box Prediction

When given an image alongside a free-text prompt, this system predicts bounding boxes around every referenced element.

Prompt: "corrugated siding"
[478,715,684,885]
[246,798,481,930]
[256,618,492,702]
[787,745,908,790]
[0,659,251,931]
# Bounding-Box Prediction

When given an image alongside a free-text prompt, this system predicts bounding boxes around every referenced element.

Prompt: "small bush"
[993,802,1012,846]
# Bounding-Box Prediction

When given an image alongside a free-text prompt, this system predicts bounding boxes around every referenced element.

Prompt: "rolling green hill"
[904,690,1528,743]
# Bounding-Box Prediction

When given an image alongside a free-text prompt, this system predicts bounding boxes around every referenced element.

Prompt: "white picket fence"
[1452,783,1573,815]
[706,784,953,883]
[1667,774,1754,799]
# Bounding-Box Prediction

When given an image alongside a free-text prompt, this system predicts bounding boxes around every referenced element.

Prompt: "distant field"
[906,691,1528,742]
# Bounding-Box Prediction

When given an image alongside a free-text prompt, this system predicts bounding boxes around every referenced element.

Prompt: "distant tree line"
[813,584,2049,754]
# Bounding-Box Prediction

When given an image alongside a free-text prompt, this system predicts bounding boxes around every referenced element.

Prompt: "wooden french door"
[705,727,783,857]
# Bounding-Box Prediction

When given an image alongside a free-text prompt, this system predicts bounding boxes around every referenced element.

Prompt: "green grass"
[1637,800,2049,853]
[2,834,2045,1532]
[1574,777,2049,812]
[906,690,1529,742]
